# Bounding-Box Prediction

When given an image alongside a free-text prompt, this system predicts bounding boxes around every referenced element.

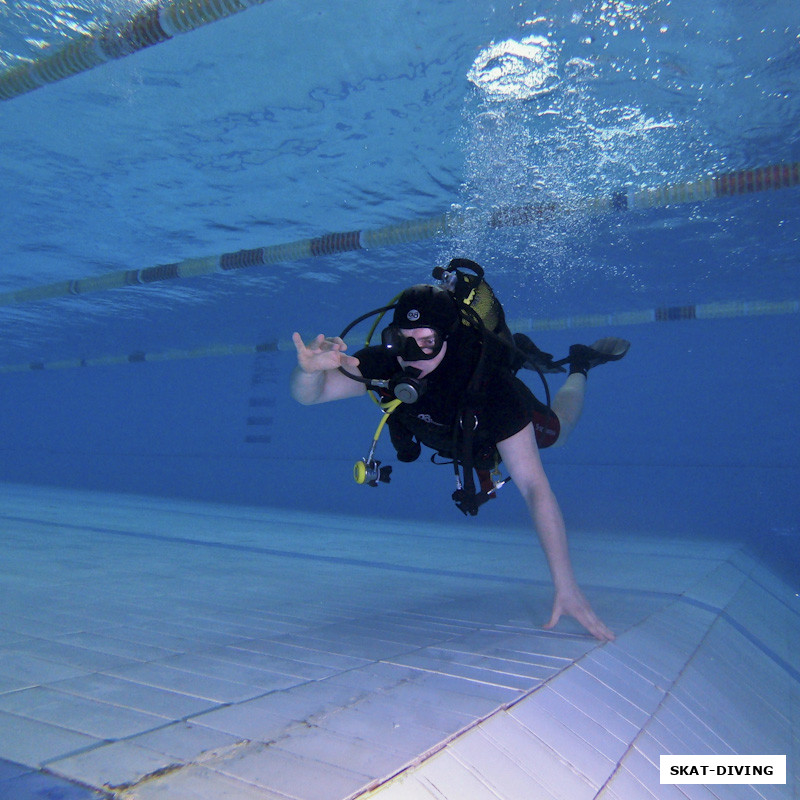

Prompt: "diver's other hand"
[292,333,360,374]
[543,585,615,642]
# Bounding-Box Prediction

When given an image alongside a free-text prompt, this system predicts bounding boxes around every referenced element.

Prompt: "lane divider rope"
[0,0,275,102]
[2,298,796,374]
[1,162,797,310]
[0,162,800,306]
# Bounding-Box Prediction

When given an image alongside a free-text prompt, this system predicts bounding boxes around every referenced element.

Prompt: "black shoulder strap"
[450,313,499,516]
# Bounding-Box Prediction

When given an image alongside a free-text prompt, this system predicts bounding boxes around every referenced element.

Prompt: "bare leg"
[550,373,586,447]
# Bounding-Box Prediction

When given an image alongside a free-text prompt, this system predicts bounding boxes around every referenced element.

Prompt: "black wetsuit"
[355,328,559,470]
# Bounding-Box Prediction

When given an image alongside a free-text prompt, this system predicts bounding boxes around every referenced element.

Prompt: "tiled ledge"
[355,559,798,800]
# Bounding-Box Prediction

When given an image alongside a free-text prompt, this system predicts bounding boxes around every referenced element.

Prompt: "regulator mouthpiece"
[389,367,426,403]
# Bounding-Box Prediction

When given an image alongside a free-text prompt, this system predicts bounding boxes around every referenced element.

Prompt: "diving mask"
[381,325,445,361]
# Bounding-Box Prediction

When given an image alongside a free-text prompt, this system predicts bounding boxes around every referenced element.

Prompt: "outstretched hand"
[544,585,615,642]
[292,333,360,374]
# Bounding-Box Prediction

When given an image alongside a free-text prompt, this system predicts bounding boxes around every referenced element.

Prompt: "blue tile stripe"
[0,513,558,586]
[676,594,800,684]
[718,611,800,685]
[0,759,105,799]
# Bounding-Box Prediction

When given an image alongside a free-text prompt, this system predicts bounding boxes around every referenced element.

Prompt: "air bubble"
[467,35,561,101]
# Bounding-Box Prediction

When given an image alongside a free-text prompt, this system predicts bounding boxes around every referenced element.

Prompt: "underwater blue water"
[0,0,798,581]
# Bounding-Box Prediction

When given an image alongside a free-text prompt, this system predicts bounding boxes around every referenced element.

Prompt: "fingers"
[576,611,615,641]
[320,336,347,352]
[293,333,348,353]
[576,605,615,642]
[293,332,358,375]
[544,598,615,642]
[590,618,616,642]
[292,332,306,354]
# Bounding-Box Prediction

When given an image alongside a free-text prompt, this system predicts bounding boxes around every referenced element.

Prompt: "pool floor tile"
[0,484,796,799]
[0,712,102,768]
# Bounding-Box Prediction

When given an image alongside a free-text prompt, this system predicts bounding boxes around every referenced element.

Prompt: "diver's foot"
[567,337,630,376]
[512,333,566,374]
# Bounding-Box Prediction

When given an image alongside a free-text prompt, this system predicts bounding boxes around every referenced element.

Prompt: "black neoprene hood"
[392,284,460,335]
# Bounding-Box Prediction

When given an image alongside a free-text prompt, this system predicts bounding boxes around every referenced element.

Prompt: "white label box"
[660,755,786,784]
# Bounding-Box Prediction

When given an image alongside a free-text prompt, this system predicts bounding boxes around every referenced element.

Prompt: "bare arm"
[496,423,614,641]
[290,332,367,405]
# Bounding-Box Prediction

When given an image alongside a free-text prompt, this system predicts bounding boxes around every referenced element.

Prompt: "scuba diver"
[290,259,629,642]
